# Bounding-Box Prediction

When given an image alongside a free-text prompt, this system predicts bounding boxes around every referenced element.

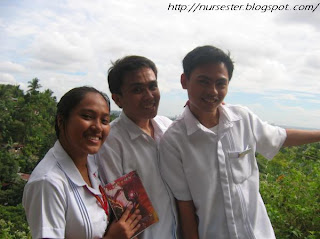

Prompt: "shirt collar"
[183,104,242,135]
[119,111,163,140]
[52,140,87,187]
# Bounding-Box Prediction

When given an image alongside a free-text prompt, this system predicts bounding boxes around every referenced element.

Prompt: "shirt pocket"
[228,147,253,184]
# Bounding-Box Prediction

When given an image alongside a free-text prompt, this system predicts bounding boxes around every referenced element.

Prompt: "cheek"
[103,125,111,138]
[126,95,141,106]
[154,91,160,101]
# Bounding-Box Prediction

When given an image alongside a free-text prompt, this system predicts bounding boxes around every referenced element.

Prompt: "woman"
[23,86,141,239]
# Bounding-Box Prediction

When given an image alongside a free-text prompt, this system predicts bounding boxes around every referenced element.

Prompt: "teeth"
[203,98,218,103]
[144,104,154,109]
[88,136,100,140]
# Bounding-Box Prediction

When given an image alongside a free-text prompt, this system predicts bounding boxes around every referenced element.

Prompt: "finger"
[131,209,140,216]
[119,206,132,222]
[131,223,141,234]
[130,215,142,228]
[127,209,140,223]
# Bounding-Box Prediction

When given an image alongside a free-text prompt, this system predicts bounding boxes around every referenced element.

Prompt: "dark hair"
[183,45,234,80]
[108,55,158,94]
[55,86,110,138]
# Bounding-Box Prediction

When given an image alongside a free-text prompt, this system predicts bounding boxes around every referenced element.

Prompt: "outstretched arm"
[283,129,320,147]
[177,200,199,239]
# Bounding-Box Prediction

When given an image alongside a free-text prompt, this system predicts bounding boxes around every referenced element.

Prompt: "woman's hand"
[104,206,142,239]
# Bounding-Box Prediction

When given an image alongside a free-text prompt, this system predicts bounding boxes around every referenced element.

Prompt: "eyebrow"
[127,81,158,87]
[80,109,110,116]
[197,75,228,81]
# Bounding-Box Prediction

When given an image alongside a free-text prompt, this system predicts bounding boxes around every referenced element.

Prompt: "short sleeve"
[159,137,192,201]
[247,108,287,159]
[23,176,67,238]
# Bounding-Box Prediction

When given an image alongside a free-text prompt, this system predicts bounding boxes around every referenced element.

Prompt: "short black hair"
[55,86,110,138]
[108,55,157,94]
[183,45,234,80]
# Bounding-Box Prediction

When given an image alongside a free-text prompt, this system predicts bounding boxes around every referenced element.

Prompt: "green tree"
[0,85,24,143]
[0,150,19,184]
[27,78,41,94]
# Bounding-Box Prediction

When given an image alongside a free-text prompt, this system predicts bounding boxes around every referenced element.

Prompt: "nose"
[208,83,218,95]
[92,119,102,132]
[143,88,154,99]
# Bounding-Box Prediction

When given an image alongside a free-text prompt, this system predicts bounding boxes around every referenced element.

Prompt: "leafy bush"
[0,204,30,239]
[259,143,320,239]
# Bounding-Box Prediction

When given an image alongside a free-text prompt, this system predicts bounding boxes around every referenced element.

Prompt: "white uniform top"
[159,104,287,239]
[96,112,179,239]
[23,141,108,239]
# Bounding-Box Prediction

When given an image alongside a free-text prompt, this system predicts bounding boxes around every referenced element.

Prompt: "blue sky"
[1,0,319,129]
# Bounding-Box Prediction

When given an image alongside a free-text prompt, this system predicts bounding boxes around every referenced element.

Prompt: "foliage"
[0,150,19,184]
[0,83,57,174]
[0,81,57,238]
[258,143,320,239]
[0,179,26,206]
[0,204,30,239]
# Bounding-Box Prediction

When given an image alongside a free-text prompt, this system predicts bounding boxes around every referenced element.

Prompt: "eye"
[101,117,110,125]
[199,79,209,85]
[216,80,228,87]
[132,87,143,94]
[149,82,158,91]
[82,114,92,120]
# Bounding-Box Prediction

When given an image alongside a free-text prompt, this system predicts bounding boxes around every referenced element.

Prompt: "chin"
[148,111,157,119]
[143,108,158,119]
[87,146,102,155]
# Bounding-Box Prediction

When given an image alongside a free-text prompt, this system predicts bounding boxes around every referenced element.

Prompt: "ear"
[57,115,64,135]
[112,93,123,109]
[57,115,63,129]
[181,73,188,89]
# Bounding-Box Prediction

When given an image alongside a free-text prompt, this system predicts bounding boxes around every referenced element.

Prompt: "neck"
[125,114,155,138]
[139,120,154,138]
[73,158,92,187]
[59,139,91,186]
[189,105,220,128]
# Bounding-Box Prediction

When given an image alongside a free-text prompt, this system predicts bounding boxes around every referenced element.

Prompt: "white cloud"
[27,31,94,70]
[0,73,16,84]
[0,61,25,73]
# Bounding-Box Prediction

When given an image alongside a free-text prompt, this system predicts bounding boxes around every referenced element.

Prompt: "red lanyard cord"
[84,185,109,216]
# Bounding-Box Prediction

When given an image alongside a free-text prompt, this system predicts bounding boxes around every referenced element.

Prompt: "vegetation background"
[0,80,319,238]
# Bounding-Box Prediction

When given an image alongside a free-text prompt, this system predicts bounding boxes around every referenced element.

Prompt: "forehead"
[191,62,229,80]
[122,67,157,87]
[74,92,110,112]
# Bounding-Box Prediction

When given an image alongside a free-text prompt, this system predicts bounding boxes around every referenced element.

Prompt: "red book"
[103,170,159,237]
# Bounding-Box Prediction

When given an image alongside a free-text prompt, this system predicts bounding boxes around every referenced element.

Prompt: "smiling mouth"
[202,97,219,104]
[143,102,156,109]
[87,136,101,141]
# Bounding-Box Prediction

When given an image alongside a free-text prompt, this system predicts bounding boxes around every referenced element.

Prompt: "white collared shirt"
[23,141,108,239]
[160,104,287,239]
[96,112,179,239]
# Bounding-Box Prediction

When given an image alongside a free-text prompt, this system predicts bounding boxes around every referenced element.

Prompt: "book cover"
[103,170,159,237]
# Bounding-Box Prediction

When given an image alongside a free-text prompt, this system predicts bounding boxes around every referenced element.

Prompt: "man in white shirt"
[159,45,320,239]
[96,55,179,239]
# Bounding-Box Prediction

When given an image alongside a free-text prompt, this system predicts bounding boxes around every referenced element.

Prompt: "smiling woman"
[22,86,142,239]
